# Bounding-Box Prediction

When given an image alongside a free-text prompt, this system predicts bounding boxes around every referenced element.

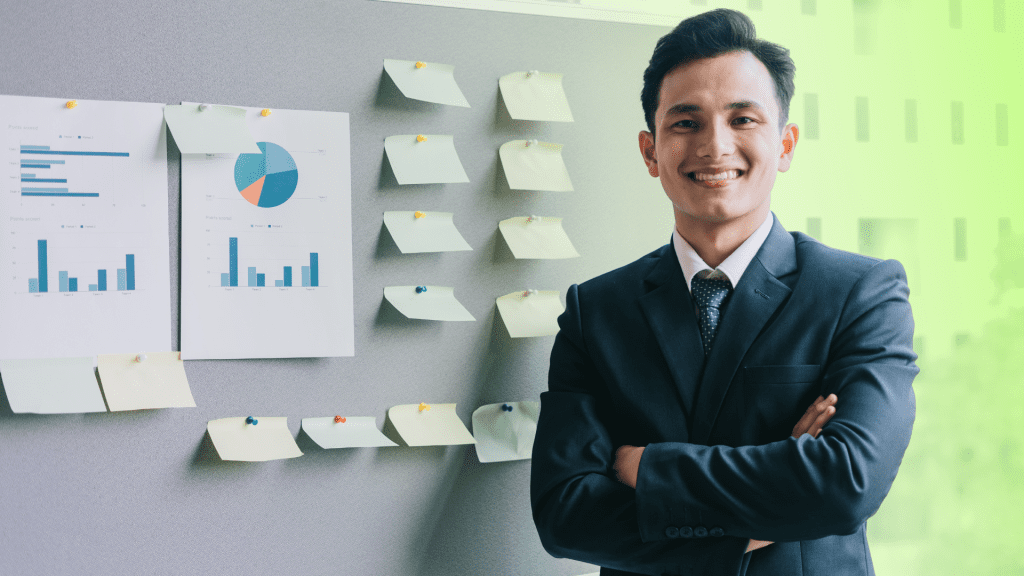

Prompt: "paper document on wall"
[383,59,470,107]
[164,104,261,154]
[384,135,470,185]
[0,357,106,414]
[386,403,476,447]
[499,71,573,122]
[97,352,195,411]
[495,290,563,338]
[498,217,579,259]
[499,140,573,191]
[301,416,398,448]
[383,211,472,253]
[472,401,540,463]
[384,286,475,321]
[207,416,303,461]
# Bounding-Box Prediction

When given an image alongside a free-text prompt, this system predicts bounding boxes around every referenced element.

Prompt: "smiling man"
[531,9,918,576]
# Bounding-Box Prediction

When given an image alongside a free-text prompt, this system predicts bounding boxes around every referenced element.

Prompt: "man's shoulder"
[576,243,670,297]
[791,231,899,285]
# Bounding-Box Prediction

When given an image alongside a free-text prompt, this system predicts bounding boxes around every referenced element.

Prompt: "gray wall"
[0,1,674,574]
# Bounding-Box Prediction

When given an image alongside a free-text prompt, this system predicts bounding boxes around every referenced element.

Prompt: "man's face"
[640,50,797,228]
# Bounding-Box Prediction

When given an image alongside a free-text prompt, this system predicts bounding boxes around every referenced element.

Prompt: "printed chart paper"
[0,357,106,414]
[0,95,172,360]
[207,416,303,462]
[97,352,195,411]
[383,211,472,253]
[181,105,354,359]
[384,135,469,185]
[386,403,476,447]
[495,290,563,338]
[164,104,261,154]
[384,286,475,321]
[471,401,540,463]
[499,71,573,122]
[301,416,398,449]
[499,140,573,191]
[383,59,470,107]
[498,217,580,259]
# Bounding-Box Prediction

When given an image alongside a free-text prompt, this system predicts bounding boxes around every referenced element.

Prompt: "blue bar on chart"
[98,269,107,291]
[28,279,39,293]
[117,269,126,291]
[20,145,50,151]
[20,145,129,157]
[310,253,319,287]
[275,280,283,287]
[283,266,292,287]
[228,237,238,287]
[125,254,135,290]
[221,273,229,287]
[20,159,64,165]
[88,284,98,291]
[256,273,265,287]
[59,271,69,292]
[20,165,50,169]
[22,177,67,183]
[248,267,257,286]
[301,266,310,287]
[68,278,78,292]
[37,239,48,293]
[21,174,35,178]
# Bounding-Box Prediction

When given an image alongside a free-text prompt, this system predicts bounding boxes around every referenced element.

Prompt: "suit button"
[665,526,679,538]
[710,527,724,537]
[694,526,709,538]
[679,526,694,538]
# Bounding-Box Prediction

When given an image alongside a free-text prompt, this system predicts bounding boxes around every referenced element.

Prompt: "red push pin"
[334,415,346,423]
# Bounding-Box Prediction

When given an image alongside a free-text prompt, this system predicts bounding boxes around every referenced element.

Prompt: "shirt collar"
[672,212,774,292]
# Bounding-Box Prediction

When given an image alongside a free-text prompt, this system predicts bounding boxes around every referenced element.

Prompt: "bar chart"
[219,236,320,288]
[28,239,137,293]
[19,144,130,198]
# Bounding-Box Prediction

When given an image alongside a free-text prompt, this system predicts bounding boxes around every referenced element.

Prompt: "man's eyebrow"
[666,101,764,115]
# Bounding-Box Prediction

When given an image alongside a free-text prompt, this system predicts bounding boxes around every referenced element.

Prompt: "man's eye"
[675,120,697,128]
[734,117,754,124]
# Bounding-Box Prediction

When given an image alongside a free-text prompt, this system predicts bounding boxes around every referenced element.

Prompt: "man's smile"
[686,169,744,187]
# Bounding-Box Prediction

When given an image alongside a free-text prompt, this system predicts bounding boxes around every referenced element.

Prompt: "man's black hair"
[641,8,796,135]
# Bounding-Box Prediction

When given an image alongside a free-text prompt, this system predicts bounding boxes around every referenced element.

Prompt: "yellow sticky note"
[384,134,470,185]
[207,417,303,462]
[386,403,476,447]
[383,286,475,321]
[498,140,573,191]
[163,104,261,154]
[498,216,580,259]
[383,59,470,107]
[97,352,196,411]
[0,357,106,414]
[495,291,564,338]
[301,416,398,449]
[383,211,472,253]
[498,71,573,122]
[471,401,540,463]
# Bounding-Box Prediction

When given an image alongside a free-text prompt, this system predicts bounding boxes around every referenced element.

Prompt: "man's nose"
[696,121,736,158]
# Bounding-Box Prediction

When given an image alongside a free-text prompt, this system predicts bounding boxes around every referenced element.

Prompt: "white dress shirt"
[672,212,774,294]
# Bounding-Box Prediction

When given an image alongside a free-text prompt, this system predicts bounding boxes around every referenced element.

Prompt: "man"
[531,8,918,576]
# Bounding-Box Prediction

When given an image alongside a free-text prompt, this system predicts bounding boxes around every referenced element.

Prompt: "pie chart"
[234,142,298,208]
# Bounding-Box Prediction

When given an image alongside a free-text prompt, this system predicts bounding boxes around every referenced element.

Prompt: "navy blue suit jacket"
[531,214,918,576]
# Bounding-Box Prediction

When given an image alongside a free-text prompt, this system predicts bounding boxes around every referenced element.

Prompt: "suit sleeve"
[531,283,750,576]
[633,259,919,543]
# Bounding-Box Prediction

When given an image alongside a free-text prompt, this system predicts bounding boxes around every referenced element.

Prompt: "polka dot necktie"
[691,270,733,357]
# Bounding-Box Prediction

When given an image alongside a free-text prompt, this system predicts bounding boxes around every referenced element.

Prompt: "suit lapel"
[638,243,705,427]
[690,215,798,445]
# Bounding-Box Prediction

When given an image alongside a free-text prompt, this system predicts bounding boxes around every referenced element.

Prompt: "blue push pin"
[416,286,427,294]
[245,416,258,425]
[501,404,513,412]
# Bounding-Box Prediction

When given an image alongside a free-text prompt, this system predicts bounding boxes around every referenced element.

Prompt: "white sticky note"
[496,291,563,338]
[207,417,303,462]
[383,59,470,107]
[96,352,196,411]
[163,104,261,154]
[384,135,470,185]
[499,71,574,122]
[301,416,398,449]
[498,217,580,259]
[471,401,540,463]
[387,403,476,447]
[499,140,573,192]
[0,357,106,414]
[384,286,475,321]
[383,211,472,253]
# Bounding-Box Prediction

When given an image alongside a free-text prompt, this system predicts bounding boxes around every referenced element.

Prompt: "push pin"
[527,70,539,77]
[418,402,431,412]
[522,289,538,297]
[526,139,539,147]
[261,108,272,117]
[199,103,211,111]
[414,211,426,219]
[246,416,258,425]
[527,215,541,223]
[415,285,427,294]
[416,134,427,143]
[415,61,426,69]
[334,415,346,424]
[501,404,513,412]
[65,100,78,109]
[134,353,147,363]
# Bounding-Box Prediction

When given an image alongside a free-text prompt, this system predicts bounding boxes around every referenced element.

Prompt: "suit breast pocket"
[743,365,822,442]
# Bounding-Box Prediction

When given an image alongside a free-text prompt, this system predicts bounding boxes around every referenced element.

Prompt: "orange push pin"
[416,134,427,143]
[414,211,426,219]
[65,100,77,109]
[261,108,272,117]
[418,402,431,412]
[334,415,346,423]
[415,61,426,69]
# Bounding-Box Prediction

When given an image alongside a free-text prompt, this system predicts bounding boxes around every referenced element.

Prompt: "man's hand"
[613,445,644,489]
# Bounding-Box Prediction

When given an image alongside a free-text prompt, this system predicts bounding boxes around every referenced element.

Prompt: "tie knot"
[692,270,732,309]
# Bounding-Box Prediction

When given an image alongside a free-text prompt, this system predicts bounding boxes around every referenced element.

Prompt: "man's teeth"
[693,170,740,181]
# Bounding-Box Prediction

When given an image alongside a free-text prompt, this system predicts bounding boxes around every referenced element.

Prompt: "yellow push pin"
[418,402,431,412]
[261,108,272,117]
[414,211,426,219]
[415,61,426,69]
[65,100,77,109]
[416,134,427,143]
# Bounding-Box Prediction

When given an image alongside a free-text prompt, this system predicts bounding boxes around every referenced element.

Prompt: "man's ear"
[639,131,658,177]
[778,124,799,172]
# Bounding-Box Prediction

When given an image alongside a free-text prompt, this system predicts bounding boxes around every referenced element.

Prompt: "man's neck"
[675,209,770,269]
